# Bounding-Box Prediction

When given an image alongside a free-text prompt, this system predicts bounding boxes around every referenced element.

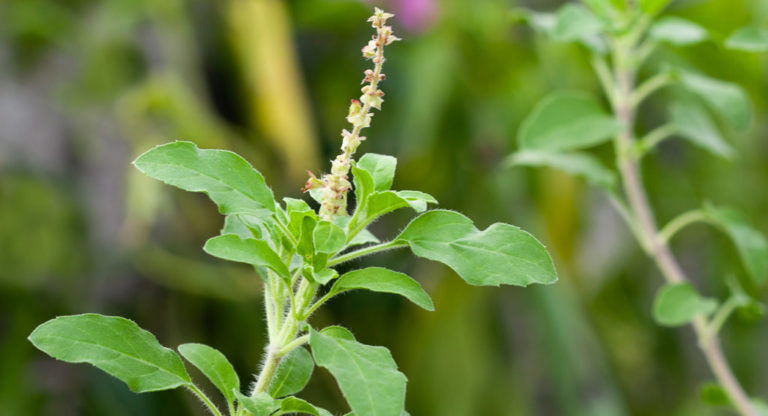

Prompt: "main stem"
[611,38,757,416]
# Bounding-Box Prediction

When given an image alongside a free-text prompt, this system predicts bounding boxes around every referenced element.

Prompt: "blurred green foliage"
[0,0,766,415]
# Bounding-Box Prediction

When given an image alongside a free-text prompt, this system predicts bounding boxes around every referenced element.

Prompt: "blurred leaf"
[518,91,623,151]
[178,343,239,404]
[648,17,708,46]
[313,221,346,254]
[703,204,768,285]
[269,347,314,398]
[581,0,617,20]
[330,267,435,311]
[640,0,673,15]
[236,391,276,416]
[652,283,717,326]
[725,26,768,52]
[506,149,616,189]
[679,71,752,131]
[28,314,191,393]
[669,100,734,159]
[553,4,607,52]
[277,396,320,415]
[310,326,406,416]
[699,382,730,406]
[357,154,397,192]
[133,141,276,217]
[204,235,289,279]
[396,210,557,287]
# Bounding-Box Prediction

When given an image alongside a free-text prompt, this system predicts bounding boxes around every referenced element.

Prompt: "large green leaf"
[506,150,616,189]
[669,101,734,159]
[178,343,239,404]
[330,267,434,311]
[133,141,275,217]
[648,17,708,46]
[268,347,314,398]
[725,26,768,52]
[395,210,557,286]
[203,234,289,279]
[679,71,752,131]
[653,283,717,326]
[357,154,397,191]
[277,396,321,415]
[310,327,406,416]
[28,314,191,393]
[518,91,623,151]
[704,204,768,285]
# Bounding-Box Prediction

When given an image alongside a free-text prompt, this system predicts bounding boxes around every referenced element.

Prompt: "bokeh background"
[1,0,767,415]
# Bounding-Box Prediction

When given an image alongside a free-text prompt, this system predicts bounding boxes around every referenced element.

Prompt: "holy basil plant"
[509,1,767,416]
[28,9,556,416]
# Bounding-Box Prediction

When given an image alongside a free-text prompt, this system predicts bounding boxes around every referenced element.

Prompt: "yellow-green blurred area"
[1,0,767,414]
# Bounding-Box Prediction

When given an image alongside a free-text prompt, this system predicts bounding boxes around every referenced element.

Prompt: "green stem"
[708,296,741,338]
[327,241,407,267]
[274,214,298,247]
[251,348,281,395]
[278,334,310,355]
[658,209,707,243]
[634,123,678,157]
[188,384,224,416]
[631,71,674,107]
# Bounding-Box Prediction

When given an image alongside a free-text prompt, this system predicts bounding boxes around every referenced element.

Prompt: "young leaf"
[506,150,616,189]
[310,327,407,416]
[357,154,397,191]
[178,343,239,405]
[518,91,623,151]
[552,4,603,41]
[648,17,708,46]
[268,347,315,398]
[725,26,768,52]
[352,164,375,212]
[330,267,435,311]
[348,228,381,248]
[699,382,730,406]
[679,71,752,131]
[581,0,617,20]
[28,314,191,393]
[277,396,321,415]
[703,204,768,285]
[653,283,718,326]
[639,0,672,15]
[669,101,734,159]
[297,215,319,264]
[235,391,277,416]
[133,141,276,217]
[313,221,346,253]
[395,210,557,287]
[394,191,437,213]
[204,235,290,279]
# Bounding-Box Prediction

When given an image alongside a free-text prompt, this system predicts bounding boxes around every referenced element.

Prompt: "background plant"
[26,9,557,416]
[508,0,768,414]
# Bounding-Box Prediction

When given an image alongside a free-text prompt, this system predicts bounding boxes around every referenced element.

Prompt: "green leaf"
[699,382,730,406]
[725,26,768,52]
[178,343,239,405]
[221,215,260,240]
[553,4,603,41]
[394,191,437,213]
[277,396,320,415]
[357,154,397,191]
[653,283,718,326]
[352,164,375,212]
[703,204,768,285]
[297,215,319,264]
[330,267,434,311]
[310,327,406,416]
[348,228,381,247]
[236,391,277,416]
[133,141,275,217]
[648,17,708,46]
[395,210,557,287]
[204,234,289,279]
[269,347,314,398]
[640,0,672,15]
[28,314,191,393]
[679,71,752,131]
[518,91,623,151]
[313,221,346,254]
[581,0,617,20]
[506,150,616,189]
[285,198,317,240]
[669,101,734,159]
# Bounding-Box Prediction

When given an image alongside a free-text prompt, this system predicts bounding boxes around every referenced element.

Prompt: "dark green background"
[1,0,766,415]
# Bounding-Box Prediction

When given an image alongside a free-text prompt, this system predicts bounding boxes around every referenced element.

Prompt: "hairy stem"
[608,33,757,416]
[188,384,224,416]
[327,240,408,267]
